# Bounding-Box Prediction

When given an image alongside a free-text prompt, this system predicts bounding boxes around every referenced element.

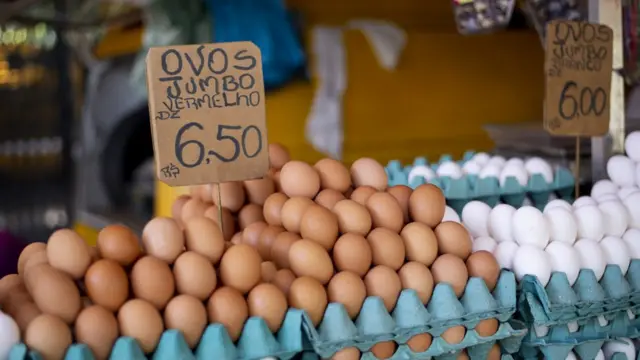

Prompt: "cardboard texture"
[543,21,614,137]
[146,42,269,186]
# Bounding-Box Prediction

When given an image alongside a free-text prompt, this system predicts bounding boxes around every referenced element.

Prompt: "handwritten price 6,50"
[175,122,263,168]
[558,81,607,121]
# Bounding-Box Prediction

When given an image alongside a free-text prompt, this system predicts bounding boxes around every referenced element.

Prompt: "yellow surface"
[94,27,143,59]
[74,222,99,246]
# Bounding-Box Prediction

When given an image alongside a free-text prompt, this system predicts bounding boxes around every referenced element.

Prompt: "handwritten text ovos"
[550,22,611,73]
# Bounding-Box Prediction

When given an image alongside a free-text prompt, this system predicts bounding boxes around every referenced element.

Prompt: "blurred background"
[0,0,636,245]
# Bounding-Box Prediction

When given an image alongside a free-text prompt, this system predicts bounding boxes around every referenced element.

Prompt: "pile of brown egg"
[0,144,504,360]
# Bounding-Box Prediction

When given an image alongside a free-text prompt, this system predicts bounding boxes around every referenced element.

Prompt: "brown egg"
[350,158,388,191]
[118,299,164,353]
[349,186,377,205]
[364,265,402,311]
[263,192,289,226]
[13,302,41,333]
[370,341,396,359]
[237,204,265,229]
[184,217,226,264]
[327,271,366,319]
[130,256,175,309]
[288,239,334,284]
[25,314,72,360]
[244,177,276,205]
[211,181,246,212]
[46,229,92,279]
[207,287,249,341]
[204,206,236,241]
[84,259,129,312]
[268,143,290,169]
[475,318,499,337]
[230,233,243,245]
[466,250,501,291]
[257,226,285,260]
[329,347,361,360]
[407,333,432,353]
[141,217,184,264]
[247,283,288,332]
[398,262,434,304]
[22,251,49,275]
[314,189,346,210]
[458,350,470,360]
[181,198,208,223]
[219,244,262,294]
[400,222,439,266]
[366,228,406,271]
[434,221,472,260]
[164,295,208,348]
[171,195,191,223]
[97,224,142,267]
[288,276,328,326]
[272,269,296,295]
[332,233,372,277]
[190,185,211,203]
[280,161,321,198]
[88,246,101,262]
[0,274,23,303]
[75,305,119,360]
[431,254,469,297]
[23,264,81,324]
[271,170,282,192]
[261,261,278,282]
[242,221,268,249]
[17,242,46,275]
[270,232,301,268]
[332,200,372,236]
[409,184,446,228]
[300,205,339,250]
[441,325,466,344]
[173,251,217,300]
[387,185,412,223]
[366,192,404,233]
[3,283,32,314]
[281,197,315,233]
[314,158,351,193]
[487,343,501,360]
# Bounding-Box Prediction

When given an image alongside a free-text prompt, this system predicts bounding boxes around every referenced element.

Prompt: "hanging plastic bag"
[204,0,305,90]
[452,0,516,35]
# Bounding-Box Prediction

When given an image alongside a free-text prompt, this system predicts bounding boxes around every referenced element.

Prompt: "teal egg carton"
[518,262,640,327]
[298,350,519,360]
[385,153,575,213]
[303,271,519,359]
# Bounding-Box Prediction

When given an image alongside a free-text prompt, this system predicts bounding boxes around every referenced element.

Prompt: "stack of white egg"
[0,310,20,358]
[564,338,640,360]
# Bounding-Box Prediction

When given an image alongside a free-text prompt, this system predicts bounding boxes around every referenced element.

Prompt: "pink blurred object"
[0,231,26,277]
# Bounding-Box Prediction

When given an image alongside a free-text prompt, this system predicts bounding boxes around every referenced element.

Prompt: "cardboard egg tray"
[519,262,640,326]
[385,154,575,213]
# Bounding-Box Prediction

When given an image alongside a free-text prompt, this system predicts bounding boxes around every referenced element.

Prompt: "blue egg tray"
[297,351,519,360]
[519,262,640,327]
[385,153,575,213]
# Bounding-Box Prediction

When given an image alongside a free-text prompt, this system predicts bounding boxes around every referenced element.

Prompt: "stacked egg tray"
[385,153,575,213]
[515,261,640,359]
[7,272,527,360]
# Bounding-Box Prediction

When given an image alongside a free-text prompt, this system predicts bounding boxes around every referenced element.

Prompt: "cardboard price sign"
[146,42,269,186]
[543,20,614,136]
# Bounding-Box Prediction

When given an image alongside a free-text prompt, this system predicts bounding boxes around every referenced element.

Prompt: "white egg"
[574,239,607,280]
[512,206,550,249]
[607,155,636,187]
[603,338,635,360]
[544,199,573,212]
[442,206,461,223]
[595,194,620,203]
[600,236,631,274]
[544,207,578,245]
[505,158,525,167]
[524,157,554,183]
[545,241,581,286]
[472,152,491,166]
[625,131,640,161]
[436,161,464,179]
[635,162,640,188]
[623,192,640,228]
[461,201,492,238]
[594,349,604,360]
[534,324,549,337]
[573,196,597,208]
[565,351,578,360]
[591,179,619,200]
[522,197,533,207]
[488,204,516,243]
[493,241,519,270]
[473,236,498,253]
[618,186,640,199]
[487,156,506,168]
[0,311,20,360]
[622,229,640,259]
[479,164,501,179]
[567,321,579,333]
[512,244,552,286]
[408,165,436,183]
[573,205,605,241]
[462,160,482,175]
[598,200,629,237]
[499,164,529,187]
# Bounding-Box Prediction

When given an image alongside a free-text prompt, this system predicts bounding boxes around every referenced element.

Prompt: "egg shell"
[46,229,92,280]
[524,157,553,183]
[300,205,339,250]
[442,206,461,223]
[434,222,472,260]
[600,236,631,274]
[142,217,184,264]
[0,311,20,360]
[488,204,516,243]
[398,261,434,304]
[332,233,372,277]
[237,204,265,229]
[314,158,351,193]
[263,193,288,227]
[545,241,580,286]
[281,197,315,233]
[24,264,82,324]
[603,338,635,360]
[364,265,402,311]
[74,305,119,360]
[574,239,607,280]
[97,225,141,267]
[174,251,217,300]
[327,271,367,319]
[544,207,578,245]
[333,200,372,236]
[257,226,285,260]
[573,205,605,241]
[512,245,551,286]
[430,254,468,297]
[25,314,72,360]
[84,259,129,312]
[247,283,288,332]
[350,158,387,191]
[184,217,226,264]
[461,201,491,238]
[270,232,300,269]
[544,199,573,212]
[314,189,346,210]
[243,177,276,205]
[512,206,550,249]
[623,229,640,259]
[408,165,436,184]
[219,244,262,294]
[288,276,328,326]
[437,161,464,179]
[268,143,290,169]
[607,155,636,187]
[17,242,46,276]
[406,333,432,353]
[279,161,321,198]
[598,200,629,237]
[118,299,164,353]
[400,222,438,266]
[289,239,334,284]
[409,184,446,228]
[465,251,500,291]
[499,163,528,187]
[591,179,619,199]
[386,185,412,223]
[207,287,248,342]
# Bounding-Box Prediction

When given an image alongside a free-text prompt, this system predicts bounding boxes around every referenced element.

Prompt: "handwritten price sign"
[146,42,269,186]
[544,20,613,136]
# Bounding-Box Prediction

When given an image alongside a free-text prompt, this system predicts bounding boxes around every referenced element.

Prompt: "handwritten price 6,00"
[558,81,607,121]
[175,122,263,168]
